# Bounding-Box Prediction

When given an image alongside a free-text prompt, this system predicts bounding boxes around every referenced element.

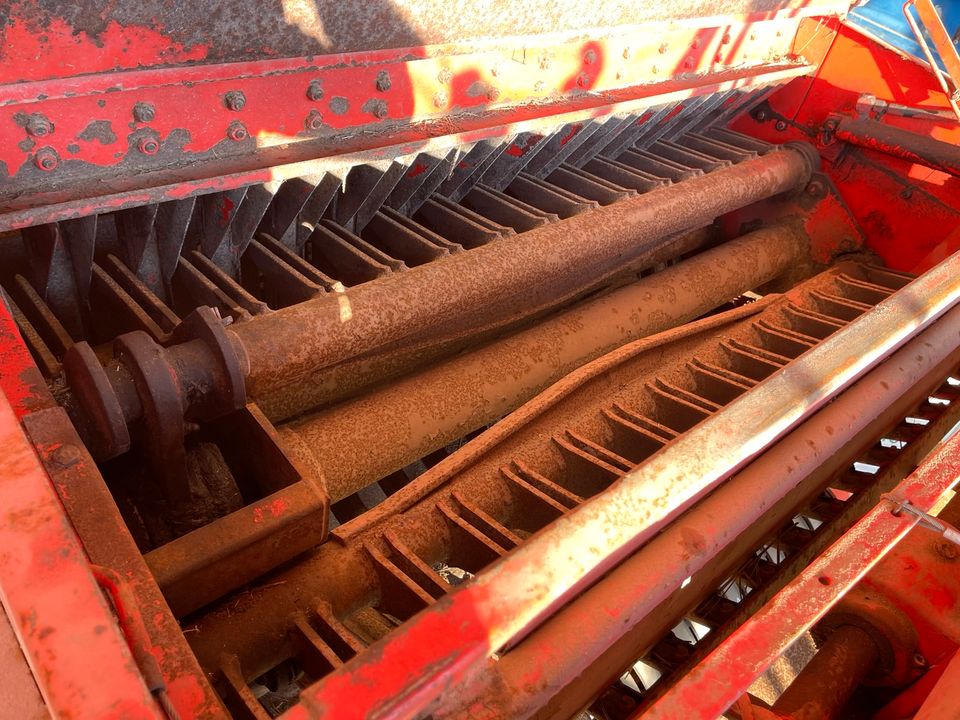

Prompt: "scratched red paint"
[0,14,209,84]
[407,162,429,177]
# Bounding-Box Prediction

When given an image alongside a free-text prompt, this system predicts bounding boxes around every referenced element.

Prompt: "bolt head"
[138,137,160,155]
[133,102,156,123]
[775,120,787,131]
[305,110,324,131]
[227,122,248,141]
[224,90,246,111]
[35,150,58,171]
[26,116,52,137]
[376,71,392,92]
[306,80,324,101]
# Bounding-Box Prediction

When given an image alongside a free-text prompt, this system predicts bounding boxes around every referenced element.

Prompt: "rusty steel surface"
[833,115,960,178]
[280,222,807,503]
[771,624,880,719]
[275,243,960,718]
[637,428,960,720]
[0,392,162,719]
[178,264,909,710]
[448,303,960,720]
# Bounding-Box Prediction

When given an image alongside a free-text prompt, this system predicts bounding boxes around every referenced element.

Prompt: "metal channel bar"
[637,428,960,720]
[283,246,960,720]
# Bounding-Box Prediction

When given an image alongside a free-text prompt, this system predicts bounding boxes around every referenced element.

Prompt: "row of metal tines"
[2,91,772,378]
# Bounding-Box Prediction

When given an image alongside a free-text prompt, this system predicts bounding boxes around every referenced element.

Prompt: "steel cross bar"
[637,427,960,720]
[283,243,960,720]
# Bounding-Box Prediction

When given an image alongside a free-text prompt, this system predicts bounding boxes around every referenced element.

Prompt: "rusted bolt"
[775,120,787,131]
[755,108,768,121]
[224,90,246,111]
[714,52,723,63]
[691,38,701,50]
[622,47,632,60]
[722,33,731,45]
[34,149,58,171]
[913,652,928,667]
[306,80,324,101]
[437,68,452,84]
[305,110,324,131]
[433,91,448,108]
[132,102,155,123]
[26,115,52,137]
[658,43,668,54]
[376,71,392,92]
[227,122,248,141]
[684,57,695,70]
[936,540,959,561]
[651,65,658,75]
[584,49,597,65]
[806,179,825,197]
[487,86,501,101]
[52,444,82,467]
[138,137,160,155]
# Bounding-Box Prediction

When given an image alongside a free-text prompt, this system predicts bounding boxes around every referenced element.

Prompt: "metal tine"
[752,321,815,359]
[807,290,871,322]
[597,106,666,159]
[361,210,451,267]
[547,164,634,205]
[153,198,195,301]
[436,500,508,569]
[172,255,251,323]
[374,207,462,255]
[718,340,783,382]
[617,148,701,182]
[197,187,247,272]
[452,491,523,549]
[500,469,570,522]
[565,113,638,167]
[101,255,180,334]
[382,530,450,599]
[387,149,459,214]
[685,360,750,406]
[674,133,757,163]
[89,264,170,343]
[259,175,325,246]
[242,239,324,308]
[782,303,846,337]
[645,381,712,434]
[255,233,339,291]
[279,173,342,253]
[219,654,272,720]
[834,273,895,304]
[186,250,269,316]
[308,222,394,287]
[462,185,557,231]
[445,138,518,202]
[317,220,406,272]
[635,96,711,150]
[289,613,344,678]
[602,406,672,463]
[115,203,165,299]
[395,147,465,216]
[414,195,512,248]
[504,462,585,510]
[653,377,721,413]
[478,132,547,191]
[20,223,87,340]
[582,156,670,193]
[702,126,776,155]
[439,138,512,200]
[10,274,75,355]
[525,120,605,177]
[507,173,598,218]
[1,288,60,376]
[647,140,731,172]
[335,161,408,233]
[552,431,624,495]
[364,542,435,621]
[313,601,366,659]
[58,214,96,311]
[563,429,634,473]
[670,89,738,137]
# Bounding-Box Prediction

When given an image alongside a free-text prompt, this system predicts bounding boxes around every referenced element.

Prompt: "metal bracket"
[903,0,960,121]
[882,493,960,545]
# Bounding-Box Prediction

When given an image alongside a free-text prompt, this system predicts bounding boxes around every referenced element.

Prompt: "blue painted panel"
[848,0,960,72]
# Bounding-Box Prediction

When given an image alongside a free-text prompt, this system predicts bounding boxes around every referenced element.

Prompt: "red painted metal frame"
[733,19,960,273]
[0,389,162,719]
[0,7,846,229]
[636,429,960,720]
